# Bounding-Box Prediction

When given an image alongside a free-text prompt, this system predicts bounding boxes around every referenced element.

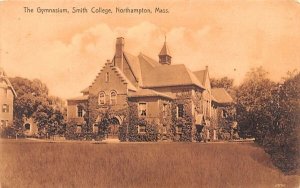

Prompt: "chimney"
[114,37,124,71]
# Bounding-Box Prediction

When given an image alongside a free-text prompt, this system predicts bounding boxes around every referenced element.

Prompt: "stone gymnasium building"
[67,37,235,141]
[0,67,16,129]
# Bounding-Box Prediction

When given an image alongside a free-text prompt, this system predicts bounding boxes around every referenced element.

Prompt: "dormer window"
[110,91,117,105]
[98,92,106,105]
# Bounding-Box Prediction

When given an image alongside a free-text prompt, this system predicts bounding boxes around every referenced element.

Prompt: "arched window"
[110,91,117,105]
[98,92,106,105]
[24,123,31,130]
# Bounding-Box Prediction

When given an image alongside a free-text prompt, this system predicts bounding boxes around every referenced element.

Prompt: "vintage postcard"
[0,0,299,187]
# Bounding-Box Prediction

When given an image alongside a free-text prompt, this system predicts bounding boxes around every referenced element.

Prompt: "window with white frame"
[1,120,5,128]
[2,104,9,113]
[138,125,146,134]
[76,125,82,133]
[206,100,210,117]
[163,103,168,118]
[93,124,99,133]
[138,103,147,117]
[222,109,227,118]
[110,91,117,105]
[162,125,167,134]
[177,104,184,118]
[98,92,106,105]
[77,106,84,117]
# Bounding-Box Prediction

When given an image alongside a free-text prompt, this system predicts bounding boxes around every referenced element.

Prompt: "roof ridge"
[183,65,205,89]
[129,88,174,99]
[112,66,137,91]
[138,53,161,67]
[123,52,141,83]
[89,63,109,87]
[211,88,233,104]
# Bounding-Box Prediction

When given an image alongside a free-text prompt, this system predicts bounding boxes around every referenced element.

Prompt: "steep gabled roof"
[139,53,161,68]
[89,62,137,92]
[0,67,17,97]
[211,88,233,104]
[124,52,142,83]
[111,66,137,91]
[193,70,206,86]
[128,89,174,100]
[194,67,212,91]
[141,64,205,89]
[81,87,89,93]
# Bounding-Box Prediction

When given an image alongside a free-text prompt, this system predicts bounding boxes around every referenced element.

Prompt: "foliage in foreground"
[237,67,300,174]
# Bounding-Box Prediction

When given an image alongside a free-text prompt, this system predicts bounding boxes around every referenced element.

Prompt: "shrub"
[127,119,158,142]
[170,99,193,142]
[0,126,16,138]
[236,68,299,174]
[118,123,128,142]
[65,120,97,140]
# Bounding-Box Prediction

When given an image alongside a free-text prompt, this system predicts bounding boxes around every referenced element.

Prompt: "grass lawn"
[0,140,299,188]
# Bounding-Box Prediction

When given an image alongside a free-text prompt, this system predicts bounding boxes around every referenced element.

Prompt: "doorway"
[107,117,120,139]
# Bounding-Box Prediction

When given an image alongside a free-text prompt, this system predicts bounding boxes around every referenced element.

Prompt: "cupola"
[158,36,172,65]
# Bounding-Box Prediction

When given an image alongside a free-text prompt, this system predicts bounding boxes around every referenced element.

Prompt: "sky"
[1,0,300,99]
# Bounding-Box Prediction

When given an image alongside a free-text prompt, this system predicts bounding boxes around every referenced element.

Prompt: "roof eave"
[67,97,88,102]
[141,83,205,90]
[128,95,174,100]
[11,86,17,98]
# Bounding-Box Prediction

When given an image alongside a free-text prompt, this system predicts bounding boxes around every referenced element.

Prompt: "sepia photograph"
[0,0,299,187]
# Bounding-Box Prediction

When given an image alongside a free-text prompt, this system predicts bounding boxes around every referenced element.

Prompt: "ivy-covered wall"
[65,119,98,140]
[158,99,172,140]
[66,84,237,142]
[211,104,237,140]
[168,89,194,142]
[122,101,159,142]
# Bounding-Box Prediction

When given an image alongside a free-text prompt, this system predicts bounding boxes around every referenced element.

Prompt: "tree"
[211,76,234,89]
[10,77,65,138]
[236,67,276,142]
[263,72,300,174]
[236,67,300,174]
